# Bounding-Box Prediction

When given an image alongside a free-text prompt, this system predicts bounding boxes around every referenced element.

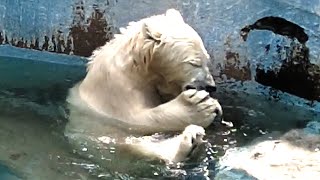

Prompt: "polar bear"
[65,9,222,164]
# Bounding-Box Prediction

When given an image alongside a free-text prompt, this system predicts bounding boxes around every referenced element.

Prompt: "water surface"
[0,83,318,180]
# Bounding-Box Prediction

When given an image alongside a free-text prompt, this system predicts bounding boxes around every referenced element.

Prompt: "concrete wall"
[0,0,320,102]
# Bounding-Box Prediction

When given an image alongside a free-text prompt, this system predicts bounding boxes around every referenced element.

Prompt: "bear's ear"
[165,9,185,24]
[141,9,184,43]
[141,22,162,42]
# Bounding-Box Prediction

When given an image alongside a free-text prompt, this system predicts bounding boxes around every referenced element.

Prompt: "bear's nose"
[205,85,217,93]
[184,84,197,90]
[183,83,217,95]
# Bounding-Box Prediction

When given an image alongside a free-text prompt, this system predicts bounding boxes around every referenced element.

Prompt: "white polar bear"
[65,9,222,164]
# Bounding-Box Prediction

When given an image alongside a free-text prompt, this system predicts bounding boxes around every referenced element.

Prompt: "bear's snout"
[183,81,217,97]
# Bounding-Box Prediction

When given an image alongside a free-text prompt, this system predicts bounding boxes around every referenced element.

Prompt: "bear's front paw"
[178,89,222,126]
[182,124,206,145]
[170,125,206,163]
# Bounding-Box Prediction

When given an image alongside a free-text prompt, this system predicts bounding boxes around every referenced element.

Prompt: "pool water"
[0,82,319,180]
[0,163,20,180]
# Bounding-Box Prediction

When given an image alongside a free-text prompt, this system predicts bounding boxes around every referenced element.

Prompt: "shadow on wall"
[0,1,115,57]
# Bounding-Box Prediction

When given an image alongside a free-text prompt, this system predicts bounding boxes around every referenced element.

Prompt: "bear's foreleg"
[133,89,222,133]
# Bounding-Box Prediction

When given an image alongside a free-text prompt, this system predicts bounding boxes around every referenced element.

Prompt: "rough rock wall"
[0,0,320,101]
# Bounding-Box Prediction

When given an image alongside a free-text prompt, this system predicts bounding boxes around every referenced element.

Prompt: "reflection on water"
[0,84,319,180]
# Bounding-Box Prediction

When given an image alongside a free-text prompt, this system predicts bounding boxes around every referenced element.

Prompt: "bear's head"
[132,9,217,100]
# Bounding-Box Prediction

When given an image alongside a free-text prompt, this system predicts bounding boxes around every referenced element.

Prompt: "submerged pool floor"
[0,85,319,180]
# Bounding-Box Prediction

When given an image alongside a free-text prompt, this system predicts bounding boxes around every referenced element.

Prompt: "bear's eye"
[189,63,201,67]
[188,59,202,67]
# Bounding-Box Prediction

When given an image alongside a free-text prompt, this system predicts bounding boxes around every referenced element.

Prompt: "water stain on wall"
[256,43,320,101]
[223,51,252,81]
[69,1,114,57]
[222,36,251,81]
[0,0,115,57]
[242,16,320,101]
[240,16,309,44]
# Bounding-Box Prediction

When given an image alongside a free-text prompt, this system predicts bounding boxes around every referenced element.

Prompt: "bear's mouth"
[156,88,178,103]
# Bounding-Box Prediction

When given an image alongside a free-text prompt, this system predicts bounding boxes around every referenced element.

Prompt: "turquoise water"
[0,47,319,179]
[0,82,319,180]
[0,164,20,180]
